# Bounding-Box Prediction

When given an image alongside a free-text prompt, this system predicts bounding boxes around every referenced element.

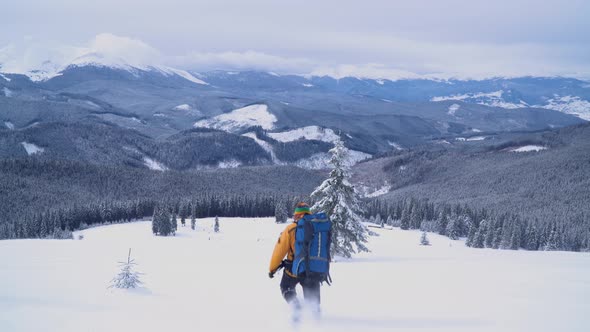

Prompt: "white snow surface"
[4,121,14,130]
[466,136,486,141]
[20,142,44,155]
[242,132,277,162]
[388,141,403,150]
[432,91,528,109]
[194,104,276,132]
[0,73,11,81]
[537,95,590,121]
[365,185,391,198]
[510,145,548,152]
[173,104,191,111]
[448,103,460,115]
[142,157,168,171]
[0,219,588,332]
[268,126,340,143]
[217,159,242,168]
[3,87,13,97]
[302,83,314,87]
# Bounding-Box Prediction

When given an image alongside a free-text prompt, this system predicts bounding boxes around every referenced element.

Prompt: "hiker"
[268,202,323,311]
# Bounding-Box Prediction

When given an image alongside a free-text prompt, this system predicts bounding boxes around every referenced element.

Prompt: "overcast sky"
[1,0,590,79]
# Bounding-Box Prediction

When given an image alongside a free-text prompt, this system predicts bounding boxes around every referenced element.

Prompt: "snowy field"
[1,218,589,332]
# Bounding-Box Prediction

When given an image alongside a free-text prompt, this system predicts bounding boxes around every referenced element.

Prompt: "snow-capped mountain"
[0,39,207,85]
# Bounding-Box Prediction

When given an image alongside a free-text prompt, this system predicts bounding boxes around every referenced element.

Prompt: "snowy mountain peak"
[0,34,207,84]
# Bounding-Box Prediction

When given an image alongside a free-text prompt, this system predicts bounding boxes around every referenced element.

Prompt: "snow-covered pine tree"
[170,213,178,235]
[445,215,459,240]
[420,231,430,246]
[274,200,288,223]
[190,215,196,230]
[386,215,393,227]
[310,139,371,258]
[110,248,142,289]
[214,216,220,233]
[152,206,160,235]
[471,219,487,248]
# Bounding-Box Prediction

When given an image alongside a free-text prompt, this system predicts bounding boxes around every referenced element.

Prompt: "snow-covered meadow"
[0,218,588,332]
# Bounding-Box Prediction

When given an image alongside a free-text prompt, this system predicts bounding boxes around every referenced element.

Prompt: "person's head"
[293,202,311,221]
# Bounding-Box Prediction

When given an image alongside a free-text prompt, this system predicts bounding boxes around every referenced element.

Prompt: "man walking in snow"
[269,202,321,313]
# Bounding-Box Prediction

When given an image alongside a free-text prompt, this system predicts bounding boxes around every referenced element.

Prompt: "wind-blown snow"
[268,126,340,143]
[537,95,590,121]
[194,104,277,132]
[173,104,191,111]
[143,157,168,171]
[21,142,44,155]
[510,145,547,152]
[448,103,460,115]
[4,121,14,130]
[1,219,588,332]
[3,87,13,97]
[242,132,277,162]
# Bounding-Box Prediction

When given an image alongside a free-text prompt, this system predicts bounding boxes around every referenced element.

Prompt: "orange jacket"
[269,222,298,277]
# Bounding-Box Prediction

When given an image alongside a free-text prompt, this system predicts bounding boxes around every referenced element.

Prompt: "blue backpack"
[292,212,332,284]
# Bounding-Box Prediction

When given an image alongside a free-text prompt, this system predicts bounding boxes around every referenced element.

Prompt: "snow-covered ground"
[20,142,44,155]
[194,104,277,132]
[4,121,15,130]
[3,87,13,97]
[173,104,191,111]
[242,132,278,162]
[509,145,547,152]
[142,157,168,171]
[268,126,340,144]
[1,218,588,332]
[538,95,590,121]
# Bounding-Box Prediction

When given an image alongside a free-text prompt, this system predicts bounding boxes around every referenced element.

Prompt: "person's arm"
[269,226,292,273]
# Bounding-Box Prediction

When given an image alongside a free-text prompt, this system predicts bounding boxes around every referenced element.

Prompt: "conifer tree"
[214,216,220,233]
[472,220,487,248]
[274,200,288,223]
[420,231,430,246]
[190,215,196,230]
[311,140,371,258]
[110,248,142,289]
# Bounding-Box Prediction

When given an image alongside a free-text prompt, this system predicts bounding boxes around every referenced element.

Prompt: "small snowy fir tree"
[190,215,196,230]
[420,231,431,246]
[110,248,142,289]
[214,216,220,233]
[311,139,371,258]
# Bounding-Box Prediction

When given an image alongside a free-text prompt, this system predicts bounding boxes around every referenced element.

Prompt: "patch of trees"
[0,194,304,240]
[366,198,590,252]
[0,158,323,227]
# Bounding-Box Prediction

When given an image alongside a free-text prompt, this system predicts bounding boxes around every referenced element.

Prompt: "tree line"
[366,198,590,252]
[0,194,304,240]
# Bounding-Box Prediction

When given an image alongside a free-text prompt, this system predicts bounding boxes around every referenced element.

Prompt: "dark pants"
[280,272,321,309]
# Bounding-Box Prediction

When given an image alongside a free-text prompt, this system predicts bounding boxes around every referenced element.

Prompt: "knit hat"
[294,202,311,215]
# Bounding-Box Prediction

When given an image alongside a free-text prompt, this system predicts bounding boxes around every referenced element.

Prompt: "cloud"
[167,51,315,74]
[1,33,589,81]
